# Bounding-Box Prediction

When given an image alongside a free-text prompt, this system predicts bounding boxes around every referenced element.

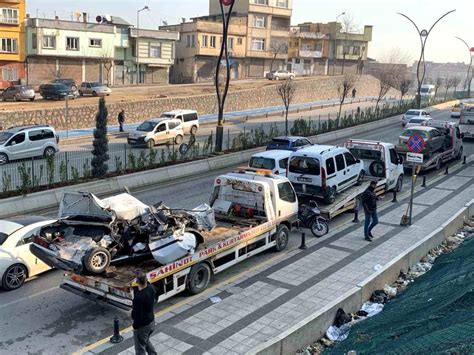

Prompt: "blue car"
[266,136,313,151]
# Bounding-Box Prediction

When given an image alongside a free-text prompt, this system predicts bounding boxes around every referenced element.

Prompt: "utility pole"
[136,6,150,85]
[455,37,473,98]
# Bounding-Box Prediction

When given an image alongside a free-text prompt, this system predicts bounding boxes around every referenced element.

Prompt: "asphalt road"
[0,107,472,354]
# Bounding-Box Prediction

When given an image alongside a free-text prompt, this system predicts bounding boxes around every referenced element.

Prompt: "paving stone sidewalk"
[92,162,474,355]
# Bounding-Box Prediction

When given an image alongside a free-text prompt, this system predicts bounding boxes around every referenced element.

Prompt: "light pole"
[398,10,455,108]
[214,0,235,153]
[455,36,473,98]
[332,12,345,76]
[136,5,150,85]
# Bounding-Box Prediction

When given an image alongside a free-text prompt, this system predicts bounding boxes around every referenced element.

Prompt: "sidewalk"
[85,160,474,355]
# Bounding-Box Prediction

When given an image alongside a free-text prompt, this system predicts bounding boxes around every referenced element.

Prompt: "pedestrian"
[352,88,357,99]
[118,109,125,132]
[132,272,157,355]
[361,180,379,242]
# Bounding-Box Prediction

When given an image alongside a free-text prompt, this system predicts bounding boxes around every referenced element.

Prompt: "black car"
[39,83,75,100]
[50,78,78,96]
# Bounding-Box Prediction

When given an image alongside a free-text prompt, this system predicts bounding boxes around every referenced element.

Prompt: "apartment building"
[0,0,26,90]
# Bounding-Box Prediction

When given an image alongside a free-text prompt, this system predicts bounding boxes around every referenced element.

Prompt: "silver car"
[1,85,35,102]
[78,82,112,97]
[401,109,430,126]
[266,70,296,80]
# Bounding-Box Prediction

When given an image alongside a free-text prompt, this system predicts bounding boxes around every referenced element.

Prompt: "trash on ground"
[334,308,352,327]
[360,302,384,317]
[326,324,351,341]
[383,284,397,298]
[373,264,382,271]
[210,296,222,304]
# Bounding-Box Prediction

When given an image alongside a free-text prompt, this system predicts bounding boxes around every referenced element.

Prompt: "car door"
[343,152,360,185]
[334,153,347,189]
[15,226,50,277]
[431,130,444,152]
[5,132,28,159]
[27,129,45,157]
[153,123,167,143]
[278,158,288,175]
[4,87,14,100]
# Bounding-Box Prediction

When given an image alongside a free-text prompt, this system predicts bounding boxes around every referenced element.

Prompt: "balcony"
[0,16,19,25]
[299,50,323,58]
[291,29,328,40]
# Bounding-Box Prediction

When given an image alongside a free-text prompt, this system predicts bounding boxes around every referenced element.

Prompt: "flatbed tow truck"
[460,107,474,140]
[58,171,298,310]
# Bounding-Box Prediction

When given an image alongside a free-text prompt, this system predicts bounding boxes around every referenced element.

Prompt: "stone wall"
[0,75,400,131]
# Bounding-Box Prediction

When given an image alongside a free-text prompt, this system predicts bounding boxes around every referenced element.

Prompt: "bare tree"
[276,80,296,136]
[434,76,443,98]
[337,74,357,118]
[269,42,288,72]
[444,76,454,101]
[452,76,462,98]
[339,14,358,75]
[399,78,412,106]
[101,56,113,86]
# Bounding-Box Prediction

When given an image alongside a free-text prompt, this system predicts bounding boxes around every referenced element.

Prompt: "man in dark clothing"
[352,88,357,98]
[118,109,125,132]
[361,180,379,242]
[132,272,157,355]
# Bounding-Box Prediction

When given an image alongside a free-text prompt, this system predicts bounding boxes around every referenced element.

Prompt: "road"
[0,107,472,354]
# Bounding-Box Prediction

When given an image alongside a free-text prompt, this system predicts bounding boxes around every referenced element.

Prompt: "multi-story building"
[0,0,26,90]
[288,22,331,76]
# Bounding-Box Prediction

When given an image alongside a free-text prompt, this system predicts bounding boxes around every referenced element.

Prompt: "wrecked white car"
[30,192,215,275]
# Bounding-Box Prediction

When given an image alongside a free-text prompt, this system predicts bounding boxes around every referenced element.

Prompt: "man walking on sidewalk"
[118,109,125,132]
[361,180,379,242]
[132,272,157,355]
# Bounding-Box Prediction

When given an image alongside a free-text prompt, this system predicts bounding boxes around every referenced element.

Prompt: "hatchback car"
[79,82,112,97]
[266,70,296,80]
[0,124,59,165]
[397,126,446,158]
[0,216,55,290]
[249,150,291,175]
[405,117,433,128]
[128,118,184,147]
[50,79,79,97]
[266,136,312,151]
[39,83,75,100]
[401,109,430,126]
[1,85,35,102]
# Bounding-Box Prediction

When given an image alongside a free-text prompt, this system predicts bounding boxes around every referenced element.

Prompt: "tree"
[276,80,296,136]
[269,42,288,71]
[444,76,454,101]
[91,98,110,178]
[337,74,357,118]
[452,76,462,98]
[339,14,358,75]
[101,56,113,86]
[399,78,412,106]
[434,76,443,98]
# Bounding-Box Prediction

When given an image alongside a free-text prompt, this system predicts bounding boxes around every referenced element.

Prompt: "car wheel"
[290,75,295,80]
[395,175,403,192]
[275,76,280,80]
[190,126,198,135]
[0,153,8,165]
[44,147,56,158]
[273,224,290,252]
[186,262,211,295]
[83,247,111,274]
[2,264,28,290]
[435,158,442,170]
[148,139,155,149]
[14,94,20,102]
[175,135,183,144]
[325,187,337,204]
[79,91,84,97]
[92,91,98,97]
[356,170,365,186]
[30,97,35,101]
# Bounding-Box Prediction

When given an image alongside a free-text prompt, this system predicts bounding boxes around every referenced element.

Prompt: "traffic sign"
[407,133,426,153]
[407,152,424,164]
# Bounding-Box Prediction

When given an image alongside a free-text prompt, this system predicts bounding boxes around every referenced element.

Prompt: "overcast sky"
[27,0,474,64]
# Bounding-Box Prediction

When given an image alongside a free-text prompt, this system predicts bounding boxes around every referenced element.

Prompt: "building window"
[210,36,216,48]
[343,45,351,55]
[301,43,312,51]
[89,38,102,48]
[42,36,56,49]
[202,35,208,47]
[186,35,191,48]
[276,0,288,8]
[315,43,322,52]
[0,38,17,53]
[253,15,266,28]
[228,37,234,50]
[2,67,18,81]
[191,34,195,48]
[66,37,79,51]
[251,38,265,51]
[252,0,269,4]
[32,33,37,50]
[300,25,310,32]
[237,37,243,45]
[0,8,19,25]
[150,45,161,58]
[353,46,360,56]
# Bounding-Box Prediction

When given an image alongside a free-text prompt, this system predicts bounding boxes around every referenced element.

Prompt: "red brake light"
[321,167,327,187]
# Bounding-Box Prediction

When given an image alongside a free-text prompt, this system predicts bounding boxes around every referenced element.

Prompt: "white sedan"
[0,216,55,290]
[405,117,433,128]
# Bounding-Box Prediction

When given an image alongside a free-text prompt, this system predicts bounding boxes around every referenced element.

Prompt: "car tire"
[273,224,290,252]
[356,170,365,186]
[83,247,111,274]
[14,94,20,102]
[325,186,337,204]
[148,139,155,149]
[92,91,98,97]
[186,262,211,295]
[2,264,28,291]
[190,126,198,135]
[435,158,442,170]
[30,97,35,101]
[0,153,8,165]
[44,147,56,158]
[395,175,403,192]
[175,135,183,144]
[79,91,84,97]
[290,75,295,80]
[275,76,280,80]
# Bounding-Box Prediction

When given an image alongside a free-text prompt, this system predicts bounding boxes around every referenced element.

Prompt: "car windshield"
[400,130,428,139]
[90,82,103,87]
[269,139,290,148]
[289,156,320,175]
[406,110,419,116]
[160,114,175,118]
[137,121,156,132]
[249,157,276,170]
[0,132,13,144]
[409,118,425,124]
[420,88,429,93]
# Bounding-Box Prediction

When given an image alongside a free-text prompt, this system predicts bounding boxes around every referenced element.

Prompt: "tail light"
[321,167,327,188]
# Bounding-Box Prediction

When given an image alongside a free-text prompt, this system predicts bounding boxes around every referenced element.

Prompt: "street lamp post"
[398,10,455,109]
[136,6,150,85]
[214,0,235,153]
[332,12,345,76]
[455,37,473,98]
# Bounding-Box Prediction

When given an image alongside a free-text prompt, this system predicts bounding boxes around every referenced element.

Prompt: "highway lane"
[0,107,472,354]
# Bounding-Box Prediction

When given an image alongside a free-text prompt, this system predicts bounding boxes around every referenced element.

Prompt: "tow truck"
[58,170,298,310]
[460,107,474,140]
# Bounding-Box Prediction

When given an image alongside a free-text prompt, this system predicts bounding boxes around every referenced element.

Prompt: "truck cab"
[344,140,404,192]
[460,106,474,140]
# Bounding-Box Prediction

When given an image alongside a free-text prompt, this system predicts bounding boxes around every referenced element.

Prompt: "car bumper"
[127,137,147,146]
[292,183,329,199]
[30,243,79,272]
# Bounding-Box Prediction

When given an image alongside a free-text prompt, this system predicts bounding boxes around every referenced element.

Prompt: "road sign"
[408,133,426,153]
[406,152,424,164]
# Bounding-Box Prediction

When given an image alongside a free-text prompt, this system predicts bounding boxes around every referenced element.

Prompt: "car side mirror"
[356,159,361,164]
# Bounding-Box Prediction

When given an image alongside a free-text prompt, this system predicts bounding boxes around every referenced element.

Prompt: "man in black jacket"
[361,180,379,242]
[132,272,157,355]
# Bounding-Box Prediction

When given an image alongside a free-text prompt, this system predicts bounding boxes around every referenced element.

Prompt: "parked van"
[249,150,291,175]
[127,118,184,148]
[287,145,364,204]
[160,110,199,135]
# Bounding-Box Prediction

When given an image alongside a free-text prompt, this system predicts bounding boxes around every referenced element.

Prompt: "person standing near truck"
[361,180,378,242]
[132,272,157,355]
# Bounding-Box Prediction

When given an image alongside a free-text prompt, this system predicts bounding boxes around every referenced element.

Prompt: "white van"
[287,145,364,204]
[249,150,291,175]
[420,85,436,100]
[160,110,199,135]
[127,118,184,148]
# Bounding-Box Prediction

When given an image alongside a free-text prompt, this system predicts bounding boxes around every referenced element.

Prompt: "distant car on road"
[1,85,35,102]
[397,126,446,158]
[266,136,312,151]
[266,70,295,81]
[79,82,112,97]
[39,83,75,100]
[401,109,431,126]
[0,216,55,290]
[451,103,466,118]
[405,116,433,128]
[128,118,184,148]
[50,78,78,97]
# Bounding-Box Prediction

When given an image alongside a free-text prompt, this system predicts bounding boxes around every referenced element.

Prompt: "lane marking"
[0,286,57,310]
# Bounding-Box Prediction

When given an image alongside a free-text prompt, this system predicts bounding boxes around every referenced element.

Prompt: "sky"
[26,0,474,64]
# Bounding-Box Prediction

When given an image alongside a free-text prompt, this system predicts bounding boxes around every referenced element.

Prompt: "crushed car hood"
[59,192,112,221]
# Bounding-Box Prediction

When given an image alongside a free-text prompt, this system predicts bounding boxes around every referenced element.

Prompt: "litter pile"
[297,223,474,355]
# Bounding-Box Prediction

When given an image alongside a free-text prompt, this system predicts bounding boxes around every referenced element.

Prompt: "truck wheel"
[187,263,211,295]
[83,247,111,274]
[190,126,198,135]
[325,187,337,204]
[395,175,403,192]
[273,224,289,252]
